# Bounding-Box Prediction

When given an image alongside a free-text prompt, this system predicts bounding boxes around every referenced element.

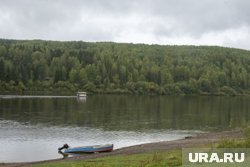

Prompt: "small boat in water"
[58,144,113,154]
[77,92,87,98]
[76,92,87,102]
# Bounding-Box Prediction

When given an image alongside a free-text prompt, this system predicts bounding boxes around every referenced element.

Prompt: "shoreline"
[0,129,243,167]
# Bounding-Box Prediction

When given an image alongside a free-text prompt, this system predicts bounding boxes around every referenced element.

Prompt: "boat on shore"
[58,144,113,154]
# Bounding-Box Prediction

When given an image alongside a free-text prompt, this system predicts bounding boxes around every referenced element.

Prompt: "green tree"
[0,58,5,80]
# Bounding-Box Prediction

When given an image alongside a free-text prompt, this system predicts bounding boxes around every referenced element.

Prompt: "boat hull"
[64,144,113,154]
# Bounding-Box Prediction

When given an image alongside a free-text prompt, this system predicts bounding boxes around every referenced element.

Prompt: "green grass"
[32,150,182,167]
[216,127,250,148]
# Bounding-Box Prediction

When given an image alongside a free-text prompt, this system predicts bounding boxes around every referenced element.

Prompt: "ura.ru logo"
[189,152,245,163]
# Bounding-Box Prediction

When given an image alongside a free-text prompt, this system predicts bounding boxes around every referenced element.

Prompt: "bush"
[220,86,237,96]
[164,84,182,95]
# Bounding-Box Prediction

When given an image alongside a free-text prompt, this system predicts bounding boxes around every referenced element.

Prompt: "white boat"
[77,92,87,98]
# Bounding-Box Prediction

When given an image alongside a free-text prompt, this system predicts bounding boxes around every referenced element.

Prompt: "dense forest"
[0,39,250,95]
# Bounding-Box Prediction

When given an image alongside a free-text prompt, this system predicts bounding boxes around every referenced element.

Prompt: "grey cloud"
[146,0,250,37]
[0,0,249,49]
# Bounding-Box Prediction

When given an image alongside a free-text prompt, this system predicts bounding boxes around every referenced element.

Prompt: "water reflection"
[1,95,250,130]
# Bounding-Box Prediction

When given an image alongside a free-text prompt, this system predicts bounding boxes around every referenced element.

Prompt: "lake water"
[0,95,250,162]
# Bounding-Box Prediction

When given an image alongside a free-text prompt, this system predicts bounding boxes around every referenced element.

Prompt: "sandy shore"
[0,129,243,167]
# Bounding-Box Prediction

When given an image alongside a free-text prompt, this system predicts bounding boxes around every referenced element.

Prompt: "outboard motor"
[58,144,69,151]
[58,144,69,159]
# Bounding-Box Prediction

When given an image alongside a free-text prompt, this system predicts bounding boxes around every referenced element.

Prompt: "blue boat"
[58,144,113,154]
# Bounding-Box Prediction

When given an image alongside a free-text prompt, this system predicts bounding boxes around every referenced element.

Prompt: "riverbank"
[0,129,243,167]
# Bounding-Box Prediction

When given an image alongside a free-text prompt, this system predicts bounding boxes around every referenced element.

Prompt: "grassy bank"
[33,150,182,167]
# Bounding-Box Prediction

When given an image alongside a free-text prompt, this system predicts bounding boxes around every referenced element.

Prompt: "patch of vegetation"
[1,39,250,95]
[217,127,250,148]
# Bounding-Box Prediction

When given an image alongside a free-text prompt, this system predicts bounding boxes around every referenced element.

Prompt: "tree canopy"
[1,39,250,95]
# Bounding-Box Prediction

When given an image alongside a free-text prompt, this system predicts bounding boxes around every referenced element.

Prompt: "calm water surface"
[0,95,250,162]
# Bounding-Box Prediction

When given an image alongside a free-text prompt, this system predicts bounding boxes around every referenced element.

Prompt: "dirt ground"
[0,129,243,167]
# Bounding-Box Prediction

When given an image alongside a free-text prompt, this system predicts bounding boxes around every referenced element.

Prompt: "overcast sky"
[0,0,250,50]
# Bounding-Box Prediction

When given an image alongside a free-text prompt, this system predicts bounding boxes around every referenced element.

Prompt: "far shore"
[0,129,243,167]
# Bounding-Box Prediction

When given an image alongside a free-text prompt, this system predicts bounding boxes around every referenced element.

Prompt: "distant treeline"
[0,39,250,95]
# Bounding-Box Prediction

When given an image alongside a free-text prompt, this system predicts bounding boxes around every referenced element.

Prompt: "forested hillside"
[0,39,250,95]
